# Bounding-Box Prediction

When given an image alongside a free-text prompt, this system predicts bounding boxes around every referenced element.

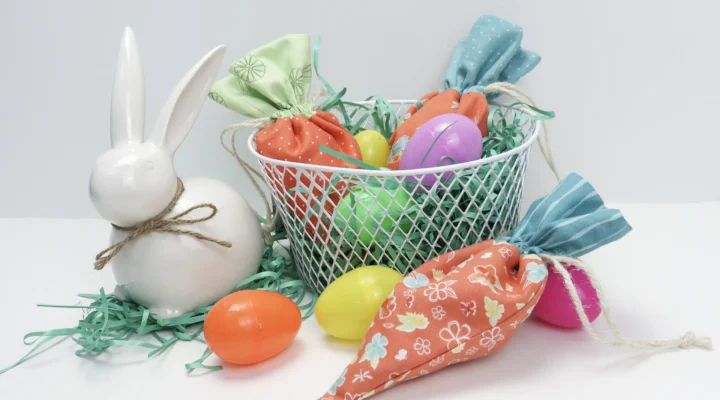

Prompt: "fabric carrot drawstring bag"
[386,15,540,170]
[320,173,711,400]
[209,34,362,237]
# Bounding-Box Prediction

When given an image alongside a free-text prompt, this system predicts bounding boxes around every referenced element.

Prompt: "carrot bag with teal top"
[209,34,362,237]
[386,14,540,170]
[320,173,712,400]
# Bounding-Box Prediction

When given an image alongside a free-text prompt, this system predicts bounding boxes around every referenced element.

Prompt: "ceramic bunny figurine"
[89,27,264,319]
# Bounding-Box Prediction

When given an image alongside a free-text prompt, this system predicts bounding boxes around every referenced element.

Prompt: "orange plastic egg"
[204,290,302,365]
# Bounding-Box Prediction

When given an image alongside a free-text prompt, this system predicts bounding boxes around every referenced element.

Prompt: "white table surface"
[0,203,718,399]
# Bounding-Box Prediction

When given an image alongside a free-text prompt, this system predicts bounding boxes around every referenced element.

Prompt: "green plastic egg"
[334,186,413,246]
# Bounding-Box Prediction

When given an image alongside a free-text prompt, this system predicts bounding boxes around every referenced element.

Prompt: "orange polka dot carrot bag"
[386,15,541,170]
[321,173,712,400]
[209,34,361,237]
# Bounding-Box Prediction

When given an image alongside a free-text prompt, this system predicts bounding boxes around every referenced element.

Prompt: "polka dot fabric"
[256,111,361,236]
[255,111,361,166]
[386,15,540,170]
[320,240,547,399]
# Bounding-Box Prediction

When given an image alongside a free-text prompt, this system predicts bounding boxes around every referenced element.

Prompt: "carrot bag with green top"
[209,34,362,236]
[386,15,540,169]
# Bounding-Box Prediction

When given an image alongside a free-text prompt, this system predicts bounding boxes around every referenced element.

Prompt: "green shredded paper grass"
[0,221,316,375]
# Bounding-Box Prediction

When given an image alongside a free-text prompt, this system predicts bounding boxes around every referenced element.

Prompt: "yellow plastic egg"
[354,130,391,168]
[316,265,403,340]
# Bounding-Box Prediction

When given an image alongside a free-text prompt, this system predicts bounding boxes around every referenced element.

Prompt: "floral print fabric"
[319,240,547,399]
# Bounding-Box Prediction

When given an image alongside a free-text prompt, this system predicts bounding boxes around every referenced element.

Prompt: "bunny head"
[90,27,226,227]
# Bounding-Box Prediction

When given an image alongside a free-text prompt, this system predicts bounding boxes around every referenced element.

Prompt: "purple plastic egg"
[533,263,601,329]
[399,114,483,186]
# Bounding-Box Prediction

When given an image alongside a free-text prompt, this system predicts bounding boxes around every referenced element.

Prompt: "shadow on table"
[320,335,363,353]
[371,310,677,399]
[1,335,73,374]
[378,319,556,399]
[213,339,308,380]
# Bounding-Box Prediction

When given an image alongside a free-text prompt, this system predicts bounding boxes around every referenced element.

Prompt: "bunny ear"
[147,45,226,156]
[110,27,145,148]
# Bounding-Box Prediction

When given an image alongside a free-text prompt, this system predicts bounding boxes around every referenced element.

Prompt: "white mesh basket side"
[253,102,536,293]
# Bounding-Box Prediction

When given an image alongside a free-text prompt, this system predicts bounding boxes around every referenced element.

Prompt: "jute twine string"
[220,126,274,245]
[94,178,232,271]
[487,83,711,350]
[484,82,562,183]
[541,255,712,350]
[218,88,330,245]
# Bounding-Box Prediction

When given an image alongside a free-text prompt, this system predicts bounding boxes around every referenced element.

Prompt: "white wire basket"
[248,100,539,294]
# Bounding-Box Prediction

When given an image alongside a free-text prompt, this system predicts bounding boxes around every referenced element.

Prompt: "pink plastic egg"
[399,114,483,186]
[533,263,601,328]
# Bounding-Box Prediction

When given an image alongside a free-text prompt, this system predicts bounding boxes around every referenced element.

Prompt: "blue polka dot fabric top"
[444,15,540,98]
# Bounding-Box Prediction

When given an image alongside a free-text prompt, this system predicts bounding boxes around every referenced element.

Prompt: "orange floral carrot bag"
[321,173,711,399]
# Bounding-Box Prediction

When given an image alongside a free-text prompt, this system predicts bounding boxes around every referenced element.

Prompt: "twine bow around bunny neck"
[94,178,232,271]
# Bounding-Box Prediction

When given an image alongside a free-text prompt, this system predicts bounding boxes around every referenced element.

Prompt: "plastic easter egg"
[533,264,601,328]
[204,290,302,365]
[399,114,483,186]
[334,186,412,246]
[355,130,391,168]
[316,266,404,340]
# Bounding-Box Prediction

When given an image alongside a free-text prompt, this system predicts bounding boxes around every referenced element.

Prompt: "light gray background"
[1,0,718,218]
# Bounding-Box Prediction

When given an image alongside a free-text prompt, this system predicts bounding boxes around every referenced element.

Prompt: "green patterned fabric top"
[209,34,313,119]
